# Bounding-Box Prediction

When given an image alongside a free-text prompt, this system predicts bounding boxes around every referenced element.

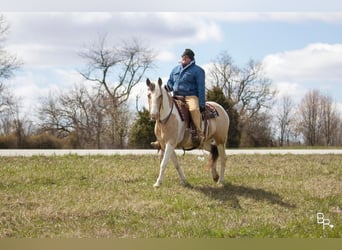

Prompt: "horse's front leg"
[153,143,174,188]
[170,151,187,186]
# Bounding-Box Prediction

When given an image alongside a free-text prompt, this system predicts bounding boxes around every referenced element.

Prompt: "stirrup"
[192,134,204,148]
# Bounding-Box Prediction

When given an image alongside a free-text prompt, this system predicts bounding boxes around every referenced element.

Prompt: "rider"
[151,48,205,148]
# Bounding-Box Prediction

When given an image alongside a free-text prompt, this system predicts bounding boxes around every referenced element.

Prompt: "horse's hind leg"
[206,144,219,183]
[217,144,226,184]
[170,151,187,185]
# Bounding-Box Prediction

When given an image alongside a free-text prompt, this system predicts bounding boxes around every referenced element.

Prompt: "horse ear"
[146,78,151,87]
[158,78,162,87]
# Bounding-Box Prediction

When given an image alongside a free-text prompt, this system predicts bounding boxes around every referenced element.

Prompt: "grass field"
[0,153,341,238]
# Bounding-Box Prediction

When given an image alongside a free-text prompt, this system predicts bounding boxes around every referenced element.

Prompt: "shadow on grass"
[187,183,296,209]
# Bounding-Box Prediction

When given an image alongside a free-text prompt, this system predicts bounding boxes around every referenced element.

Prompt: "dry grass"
[0,153,341,238]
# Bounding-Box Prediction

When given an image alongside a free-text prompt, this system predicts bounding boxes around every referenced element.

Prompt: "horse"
[146,78,230,187]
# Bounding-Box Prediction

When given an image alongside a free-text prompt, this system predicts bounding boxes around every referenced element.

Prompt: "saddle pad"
[203,103,219,120]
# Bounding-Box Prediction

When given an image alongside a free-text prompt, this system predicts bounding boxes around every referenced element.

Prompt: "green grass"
[0,154,341,238]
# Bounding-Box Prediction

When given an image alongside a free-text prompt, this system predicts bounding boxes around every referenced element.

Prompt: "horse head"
[146,78,163,121]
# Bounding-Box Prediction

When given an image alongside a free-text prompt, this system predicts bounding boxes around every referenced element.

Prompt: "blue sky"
[2,1,342,115]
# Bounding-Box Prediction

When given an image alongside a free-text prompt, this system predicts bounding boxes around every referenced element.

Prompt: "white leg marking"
[217,144,226,184]
[153,143,174,188]
[170,151,186,185]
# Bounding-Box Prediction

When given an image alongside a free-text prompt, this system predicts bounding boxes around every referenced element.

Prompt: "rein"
[158,89,174,124]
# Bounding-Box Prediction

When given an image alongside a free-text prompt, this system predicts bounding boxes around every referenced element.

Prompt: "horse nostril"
[150,113,158,121]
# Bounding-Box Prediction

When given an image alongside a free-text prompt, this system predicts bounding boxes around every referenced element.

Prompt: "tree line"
[1,15,341,149]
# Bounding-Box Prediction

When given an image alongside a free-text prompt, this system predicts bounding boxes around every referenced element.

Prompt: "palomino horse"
[146,78,229,187]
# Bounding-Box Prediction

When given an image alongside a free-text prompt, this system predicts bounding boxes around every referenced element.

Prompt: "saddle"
[173,96,219,149]
[173,96,219,123]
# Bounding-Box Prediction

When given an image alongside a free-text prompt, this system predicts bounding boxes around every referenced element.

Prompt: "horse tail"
[206,144,219,170]
[210,144,219,162]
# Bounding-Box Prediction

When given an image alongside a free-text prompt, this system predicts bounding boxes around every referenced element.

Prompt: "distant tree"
[206,86,240,148]
[0,14,21,81]
[320,93,340,146]
[297,90,321,146]
[0,14,22,142]
[207,51,275,147]
[37,83,133,149]
[0,14,18,114]
[276,95,295,146]
[128,108,155,148]
[0,83,14,122]
[240,112,274,147]
[208,51,275,120]
[297,90,341,146]
[335,120,342,146]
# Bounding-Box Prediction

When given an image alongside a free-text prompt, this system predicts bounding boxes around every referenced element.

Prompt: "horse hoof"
[153,183,161,188]
[180,180,188,186]
[217,181,224,187]
[213,175,219,182]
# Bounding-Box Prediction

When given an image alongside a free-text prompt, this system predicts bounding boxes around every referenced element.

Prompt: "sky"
[2,0,342,115]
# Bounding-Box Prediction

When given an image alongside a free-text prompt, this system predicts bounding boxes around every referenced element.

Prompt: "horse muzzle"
[150,112,159,121]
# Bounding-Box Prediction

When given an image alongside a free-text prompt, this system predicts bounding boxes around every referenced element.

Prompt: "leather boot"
[190,109,205,147]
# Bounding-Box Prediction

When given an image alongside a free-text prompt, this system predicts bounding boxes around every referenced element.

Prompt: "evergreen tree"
[128,108,156,148]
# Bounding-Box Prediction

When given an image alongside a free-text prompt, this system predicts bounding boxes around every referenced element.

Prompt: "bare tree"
[0,14,22,140]
[38,85,99,148]
[209,52,236,99]
[0,83,14,117]
[78,34,155,147]
[79,35,155,107]
[37,83,133,149]
[240,111,274,147]
[0,14,21,81]
[38,92,72,138]
[277,95,295,146]
[0,14,16,111]
[208,51,276,147]
[320,94,340,146]
[208,51,276,120]
[335,119,342,146]
[298,90,321,146]
[297,90,341,146]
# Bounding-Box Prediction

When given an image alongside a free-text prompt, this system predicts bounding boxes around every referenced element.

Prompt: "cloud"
[2,0,342,11]
[201,12,342,23]
[4,12,342,115]
[263,43,342,110]
[272,81,305,101]
[5,12,340,69]
[7,67,86,115]
[336,102,342,115]
[263,43,342,82]
[4,12,223,67]
[156,50,176,62]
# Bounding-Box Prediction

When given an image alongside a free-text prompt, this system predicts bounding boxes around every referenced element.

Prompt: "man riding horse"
[152,48,205,148]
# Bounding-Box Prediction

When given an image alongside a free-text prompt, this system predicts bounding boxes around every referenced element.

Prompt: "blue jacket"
[167,60,206,108]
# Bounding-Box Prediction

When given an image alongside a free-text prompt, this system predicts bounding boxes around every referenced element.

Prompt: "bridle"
[149,85,174,124]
